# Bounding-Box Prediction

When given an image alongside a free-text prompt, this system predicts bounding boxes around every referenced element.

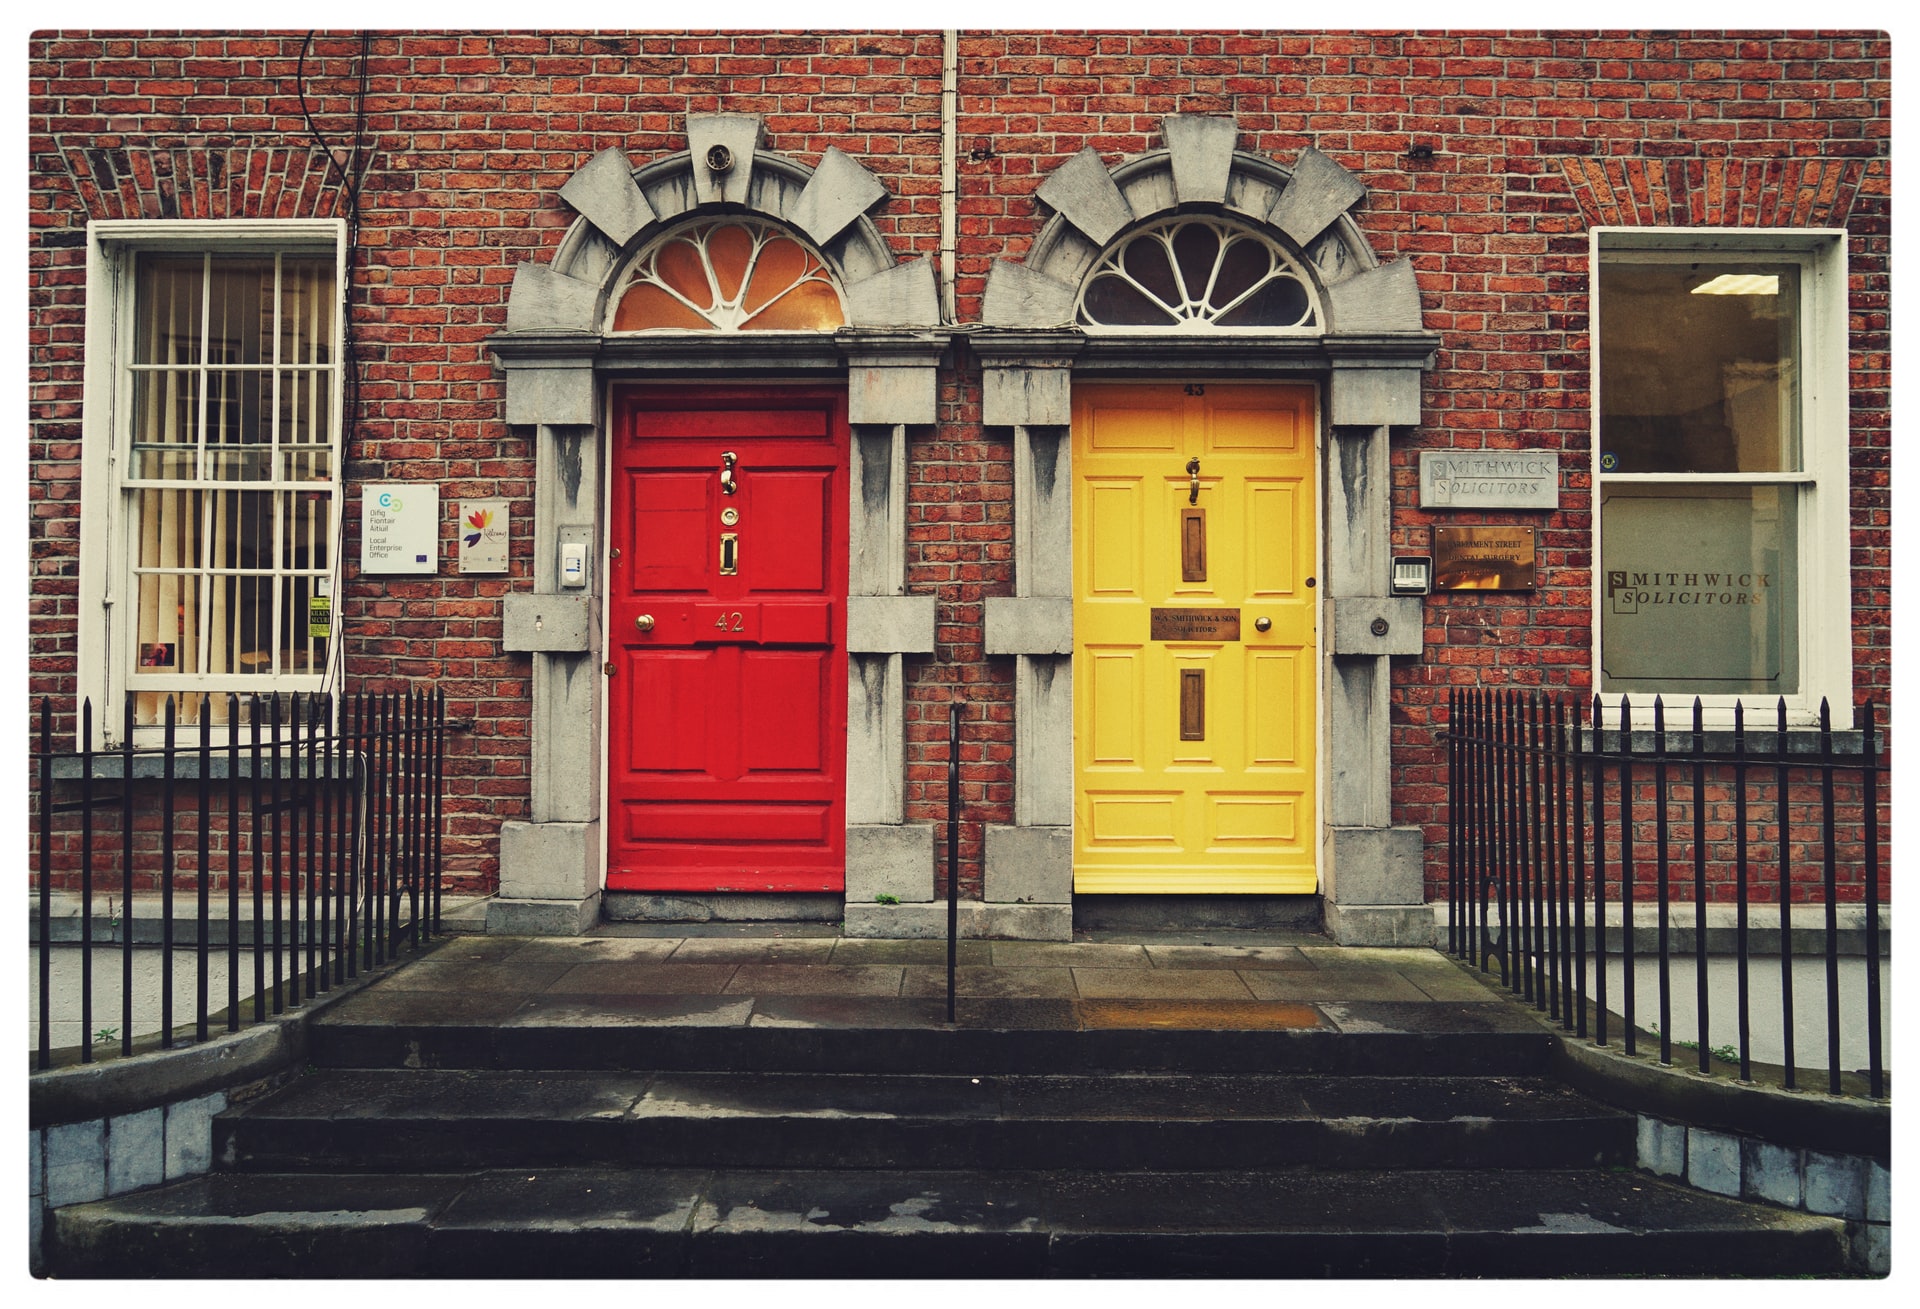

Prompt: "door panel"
[607,391,848,892]
[1072,384,1318,893]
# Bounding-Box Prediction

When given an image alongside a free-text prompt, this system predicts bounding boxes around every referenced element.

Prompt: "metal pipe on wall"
[940,30,958,324]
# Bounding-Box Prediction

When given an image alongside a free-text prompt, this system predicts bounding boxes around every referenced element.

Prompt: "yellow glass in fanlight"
[611,282,710,332]
[746,281,845,331]
[707,223,755,303]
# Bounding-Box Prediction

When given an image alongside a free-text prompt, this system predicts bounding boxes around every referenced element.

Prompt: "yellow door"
[1072,384,1318,893]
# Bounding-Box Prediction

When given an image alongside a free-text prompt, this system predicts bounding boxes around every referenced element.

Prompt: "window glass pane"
[1170,223,1219,304]
[1080,274,1178,326]
[279,258,335,365]
[1600,483,1799,696]
[134,257,205,366]
[130,369,201,479]
[1599,260,1801,473]
[1078,216,1321,331]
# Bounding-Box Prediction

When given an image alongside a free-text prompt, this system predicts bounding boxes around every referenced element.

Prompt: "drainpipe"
[940,29,958,324]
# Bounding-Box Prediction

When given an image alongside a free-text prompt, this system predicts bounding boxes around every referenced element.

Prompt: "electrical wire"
[295,32,374,700]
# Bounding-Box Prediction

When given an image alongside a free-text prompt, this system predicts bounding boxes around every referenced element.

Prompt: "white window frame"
[1590,227,1852,729]
[77,219,348,748]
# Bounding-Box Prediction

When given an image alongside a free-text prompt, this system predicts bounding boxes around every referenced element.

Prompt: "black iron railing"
[32,688,445,1071]
[1447,690,1886,1099]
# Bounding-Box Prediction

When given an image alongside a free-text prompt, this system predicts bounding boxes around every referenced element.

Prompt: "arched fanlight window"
[612,218,846,332]
[1077,216,1319,332]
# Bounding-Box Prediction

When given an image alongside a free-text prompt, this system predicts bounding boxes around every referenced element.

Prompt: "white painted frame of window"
[1589,226,1852,729]
[76,219,349,748]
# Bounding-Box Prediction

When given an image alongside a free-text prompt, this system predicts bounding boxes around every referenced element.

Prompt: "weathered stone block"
[1326,259,1426,335]
[1637,1116,1686,1178]
[789,146,888,248]
[848,363,938,425]
[983,367,1072,427]
[1161,114,1237,205]
[845,259,940,329]
[984,596,1072,655]
[845,823,935,903]
[843,899,1072,941]
[1741,1138,1803,1208]
[1329,597,1424,657]
[558,147,656,249]
[502,360,597,428]
[497,820,599,903]
[984,824,1072,904]
[1322,825,1424,906]
[1328,364,1423,428]
[847,595,936,653]
[503,263,600,333]
[106,1108,164,1195]
[164,1092,226,1180]
[1269,146,1366,248]
[44,1121,107,1209]
[1804,1151,1868,1218]
[1036,146,1133,246]
[502,593,593,653]
[688,113,762,206]
[485,894,603,936]
[1687,1128,1742,1197]
[1321,902,1437,947]
[981,260,1077,328]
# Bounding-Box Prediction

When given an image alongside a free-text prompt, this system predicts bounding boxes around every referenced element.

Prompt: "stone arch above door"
[974,115,1442,947]
[485,116,946,937]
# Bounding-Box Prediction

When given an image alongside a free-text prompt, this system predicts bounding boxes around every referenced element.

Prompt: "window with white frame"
[1593,229,1851,723]
[79,221,346,742]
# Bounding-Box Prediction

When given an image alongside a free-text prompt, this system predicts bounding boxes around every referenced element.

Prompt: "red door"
[607,390,848,892]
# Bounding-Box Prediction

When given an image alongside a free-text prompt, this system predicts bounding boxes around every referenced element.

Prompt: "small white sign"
[360,483,439,574]
[1419,451,1560,510]
[458,500,510,574]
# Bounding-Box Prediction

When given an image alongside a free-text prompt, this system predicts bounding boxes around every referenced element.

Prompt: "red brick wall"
[29,31,1893,903]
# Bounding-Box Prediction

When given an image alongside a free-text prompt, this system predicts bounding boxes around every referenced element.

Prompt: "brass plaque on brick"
[1150,607,1240,641]
[1432,526,1537,591]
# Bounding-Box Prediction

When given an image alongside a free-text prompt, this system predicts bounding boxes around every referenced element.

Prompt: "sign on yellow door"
[1073,384,1318,893]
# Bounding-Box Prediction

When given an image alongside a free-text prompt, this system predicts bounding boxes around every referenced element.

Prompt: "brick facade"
[27,32,1892,914]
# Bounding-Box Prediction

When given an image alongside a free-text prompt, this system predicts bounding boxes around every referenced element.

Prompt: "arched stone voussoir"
[981,259,1079,329]
[790,147,890,249]
[1325,259,1425,336]
[687,112,765,207]
[1161,114,1239,206]
[1267,147,1368,254]
[505,262,602,334]
[1036,146,1134,248]
[558,147,658,251]
[844,257,940,329]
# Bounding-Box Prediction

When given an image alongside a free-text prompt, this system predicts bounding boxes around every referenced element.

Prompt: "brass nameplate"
[1432,526,1537,591]
[1150,607,1240,641]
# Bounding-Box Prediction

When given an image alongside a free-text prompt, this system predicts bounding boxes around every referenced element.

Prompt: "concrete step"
[216,1069,1636,1174]
[308,1001,1558,1076]
[45,1165,1848,1278]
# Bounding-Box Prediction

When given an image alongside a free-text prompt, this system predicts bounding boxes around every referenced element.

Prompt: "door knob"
[634,614,655,633]
[1254,616,1272,633]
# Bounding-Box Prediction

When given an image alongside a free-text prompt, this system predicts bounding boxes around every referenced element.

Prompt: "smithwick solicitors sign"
[1419,451,1559,510]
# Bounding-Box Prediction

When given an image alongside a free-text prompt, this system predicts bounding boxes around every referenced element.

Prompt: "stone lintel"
[502,592,594,653]
[1328,362,1424,429]
[984,596,1073,655]
[1160,115,1238,205]
[558,147,657,250]
[1328,596,1424,657]
[1035,145,1134,247]
[847,594,936,653]
[983,824,1073,905]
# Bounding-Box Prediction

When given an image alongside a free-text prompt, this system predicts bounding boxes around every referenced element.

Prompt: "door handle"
[1186,457,1200,505]
[720,451,738,496]
[1254,616,1272,633]
[634,614,655,633]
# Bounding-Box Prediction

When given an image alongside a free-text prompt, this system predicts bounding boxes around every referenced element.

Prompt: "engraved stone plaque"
[1150,607,1241,641]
